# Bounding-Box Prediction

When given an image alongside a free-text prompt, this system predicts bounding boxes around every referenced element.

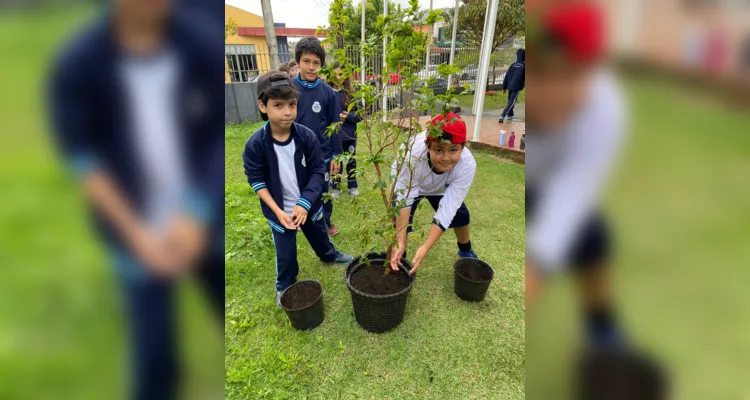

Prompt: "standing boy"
[291,36,343,236]
[390,113,478,275]
[499,48,525,123]
[243,72,353,306]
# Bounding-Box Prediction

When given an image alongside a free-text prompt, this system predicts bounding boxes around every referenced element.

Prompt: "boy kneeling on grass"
[390,113,478,275]
[243,72,353,307]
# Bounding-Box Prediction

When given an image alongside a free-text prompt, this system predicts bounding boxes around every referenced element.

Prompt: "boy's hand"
[165,215,207,275]
[409,245,429,275]
[390,241,406,271]
[526,261,541,310]
[130,228,179,277]
[339,111,348,120]
[276,211,299,231]
[331,161,341,176]
[291,205,308,227]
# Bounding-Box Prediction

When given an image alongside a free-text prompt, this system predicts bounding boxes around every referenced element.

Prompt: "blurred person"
[287,59,299,78]
[498,48,525,123]
[524,1,665,397]
[329,61,362,198]
[390,113,479,275]
[292,37,343,236]
[47,0,224,398]
[243,71,353,306]
[278,61,290,75]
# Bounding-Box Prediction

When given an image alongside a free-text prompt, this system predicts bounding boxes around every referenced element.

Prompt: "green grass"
[225,123,526,399]
[454,90,525,111]
[525,75,750,399]
[0,6,223,399]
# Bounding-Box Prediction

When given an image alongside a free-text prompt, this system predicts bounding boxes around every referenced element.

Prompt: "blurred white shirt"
[526,70,627,273]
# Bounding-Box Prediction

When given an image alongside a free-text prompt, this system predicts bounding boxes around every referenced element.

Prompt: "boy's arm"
[328,89,343,157]
[298,133,326,211]
[345,100,363,124]
[502,68,511,91]
[242,137,268,193]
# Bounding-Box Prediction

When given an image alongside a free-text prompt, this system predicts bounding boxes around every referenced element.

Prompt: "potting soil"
[455,260,492,281]
[350,262,411,295]
[281,282,321,309]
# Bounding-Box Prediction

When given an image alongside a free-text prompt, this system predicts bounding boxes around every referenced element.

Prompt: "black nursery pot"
[453,258,494,302]
[577,347,667,400]
[344,253,415,333]
[279,280,324,331]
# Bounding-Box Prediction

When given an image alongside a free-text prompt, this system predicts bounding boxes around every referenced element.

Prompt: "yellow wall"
[225,5,270,82]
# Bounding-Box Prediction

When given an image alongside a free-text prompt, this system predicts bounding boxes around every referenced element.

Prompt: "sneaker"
[327,224,339,236]
[498,117,504,123]
[349,188,360,197]
[332,252,354,264]
[457,249,479,259]
[331,189,342,199]
[275,291,283,308]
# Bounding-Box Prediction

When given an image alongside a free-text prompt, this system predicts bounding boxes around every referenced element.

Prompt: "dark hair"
[278,62,290,73]
[287,60,297,68]
[294,36,326,65]
[331,61,353,108]
[258,72,298,121]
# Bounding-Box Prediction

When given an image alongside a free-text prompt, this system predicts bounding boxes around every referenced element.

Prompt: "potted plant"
[319,0,465,333]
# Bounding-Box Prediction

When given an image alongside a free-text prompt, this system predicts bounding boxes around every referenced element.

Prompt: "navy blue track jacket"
[242,122,326,233]
[337,90,362,141]
[293,76,342,162]
[502,48,526,92]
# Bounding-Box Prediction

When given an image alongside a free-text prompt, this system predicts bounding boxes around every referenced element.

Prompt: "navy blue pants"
[333,138,358,190]
[406,195,471,233]
[121,254,224,400]
[322,160,333,227]
[502,90,521,118]
[272,207,339,291]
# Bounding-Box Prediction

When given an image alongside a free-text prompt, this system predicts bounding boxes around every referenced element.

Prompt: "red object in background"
[543,2,606,63]
[508,131,516,148]
[703,30,728,73]
[365,73,401,85]
[486,91,497,95]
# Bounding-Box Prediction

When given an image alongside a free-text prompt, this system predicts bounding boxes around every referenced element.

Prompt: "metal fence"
[225,41,523,88]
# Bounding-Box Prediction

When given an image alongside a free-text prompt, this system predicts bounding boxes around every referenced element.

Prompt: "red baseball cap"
[529,2,606,64]
[429,113,467,144]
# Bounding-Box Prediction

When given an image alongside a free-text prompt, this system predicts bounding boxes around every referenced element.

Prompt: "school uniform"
[393,132,476,233]
[334,92,362,190]
[293,76,342,226]
[501,49,525,120]
[48,10,224,400]
[243,122,341,292]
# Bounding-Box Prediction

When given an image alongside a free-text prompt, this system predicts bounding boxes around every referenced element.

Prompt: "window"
[225,44,259,82]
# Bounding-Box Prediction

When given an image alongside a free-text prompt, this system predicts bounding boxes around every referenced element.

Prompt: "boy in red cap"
[525,0,627,348]
[389,112,477,274]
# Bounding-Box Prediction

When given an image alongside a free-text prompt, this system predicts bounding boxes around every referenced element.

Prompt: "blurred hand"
[331,161,341,176]
[390,241,406,271]
[409,245,428,275]
[165,215,207,275]
[276,210,298,230]
[291,205,308,227]
[130,228,179,277]
[339,111,348,120]
[526,262,541,309]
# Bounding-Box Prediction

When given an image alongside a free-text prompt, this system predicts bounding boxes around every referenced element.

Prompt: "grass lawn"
[526,75,750,399]
[225,123,526,399]
[0,6,223,399]
[454,90,525,111]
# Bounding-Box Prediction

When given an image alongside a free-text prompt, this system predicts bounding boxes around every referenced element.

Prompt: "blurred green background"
[0,5,223,399]
[526,73,750,399]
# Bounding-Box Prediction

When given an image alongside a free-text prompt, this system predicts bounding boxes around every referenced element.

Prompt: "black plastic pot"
[453,258,494,302]
[577,347,667,400]
[344,253,415,333]
[280,280,324,330]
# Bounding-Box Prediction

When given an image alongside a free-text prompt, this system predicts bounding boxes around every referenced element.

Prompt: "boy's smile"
[299,53,321,81]
[428,142,463,172]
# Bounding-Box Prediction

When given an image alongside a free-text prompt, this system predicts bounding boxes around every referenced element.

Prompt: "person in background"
[243,72,353,307]
[292,36,343,237]
[329,61,362,198]
[47,0,224,398]
[278,62,290,75]
[499,48,526,123]
[287,59,299,78]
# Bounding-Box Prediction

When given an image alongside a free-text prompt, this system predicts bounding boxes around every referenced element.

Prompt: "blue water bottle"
[499,130,506,146]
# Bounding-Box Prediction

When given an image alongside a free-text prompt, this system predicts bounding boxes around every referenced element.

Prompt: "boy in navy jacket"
[329,61,362,197]
[292,36,343,236]
[499,48,525,123]
[243,72,353,306]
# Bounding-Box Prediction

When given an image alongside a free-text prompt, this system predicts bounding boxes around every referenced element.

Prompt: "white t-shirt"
[273,138,300,216]
[120,48,186,231]
[526,69,627,273]
[393,132,476,229]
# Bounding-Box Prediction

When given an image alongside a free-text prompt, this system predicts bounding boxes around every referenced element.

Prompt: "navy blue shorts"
[526,188,611,269]
[406,195,471,233]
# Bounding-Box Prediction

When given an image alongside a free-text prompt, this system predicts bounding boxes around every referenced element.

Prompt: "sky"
[225,0,457,30]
